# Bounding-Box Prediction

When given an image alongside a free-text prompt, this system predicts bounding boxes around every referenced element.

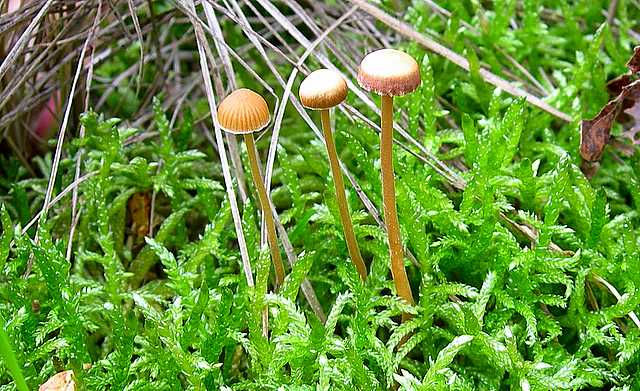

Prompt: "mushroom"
[357,49,420,309]
[217,88,285,288]
[299,69,367,281]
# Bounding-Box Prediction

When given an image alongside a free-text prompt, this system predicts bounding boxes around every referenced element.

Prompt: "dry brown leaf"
[580,46,640,167]
[39,370,75,391]
[580,99,618,162]
[607,74,632,96]
[581,80,640,161]
[626,46,640,74]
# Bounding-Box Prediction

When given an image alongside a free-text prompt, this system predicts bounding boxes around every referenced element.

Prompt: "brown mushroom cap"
[217,88,270,134]
[357,49,420,96]
[299,69,348,110]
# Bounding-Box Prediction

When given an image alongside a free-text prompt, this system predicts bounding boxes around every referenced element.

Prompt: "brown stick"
[244,133,285,288]
[320,109,367,281]
[381,96,414,312]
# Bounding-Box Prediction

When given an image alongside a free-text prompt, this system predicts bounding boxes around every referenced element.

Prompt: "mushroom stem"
[243,133,285,288]
[320,109,367,281]
[380,95,414,308]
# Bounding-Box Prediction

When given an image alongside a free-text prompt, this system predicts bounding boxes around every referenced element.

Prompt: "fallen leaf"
[580,100,617,162]
[580,47,640,170]
[607,74,632,96]
[581,80,640,162]
[627,46,640,74]
[39,370,75,391]
[607,74,636,124]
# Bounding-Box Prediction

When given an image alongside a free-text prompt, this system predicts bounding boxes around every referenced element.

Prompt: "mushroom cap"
[357,49,421,96]
[299,69,348,110]
[217,88,270,134]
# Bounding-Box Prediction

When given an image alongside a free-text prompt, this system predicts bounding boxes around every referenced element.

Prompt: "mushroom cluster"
[216,48,420,320]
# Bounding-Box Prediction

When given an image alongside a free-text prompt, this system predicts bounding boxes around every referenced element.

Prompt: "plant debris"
[39,370,75,391]
[580,46,640,172]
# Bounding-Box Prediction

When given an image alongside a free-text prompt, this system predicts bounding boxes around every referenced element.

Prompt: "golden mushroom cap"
[357,49,421,96]
[217,88,270,134]
[299,69,348,110]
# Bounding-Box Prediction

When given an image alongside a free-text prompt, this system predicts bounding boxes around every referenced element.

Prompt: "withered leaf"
[582,46,640,169]
[607,74,636,124]
[580,80,640,162]
[627,46,640,74]
[607,74,632,96]
[580,100,618,162]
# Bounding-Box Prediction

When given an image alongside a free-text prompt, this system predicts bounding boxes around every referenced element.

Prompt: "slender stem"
[320,109,367,281]
[380,95,414,309]
[244,133,285,288]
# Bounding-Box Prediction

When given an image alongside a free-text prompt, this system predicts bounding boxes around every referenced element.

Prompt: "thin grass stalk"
[184,0,255,288]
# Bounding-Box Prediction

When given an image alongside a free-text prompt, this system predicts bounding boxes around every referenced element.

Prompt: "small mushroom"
[217,88,285,288]
[357,49,420,310]
[300,69,367,281]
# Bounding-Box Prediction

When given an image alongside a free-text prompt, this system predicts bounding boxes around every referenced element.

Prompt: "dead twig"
[349,0,572,123]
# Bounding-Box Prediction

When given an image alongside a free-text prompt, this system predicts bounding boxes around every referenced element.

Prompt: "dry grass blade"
[126,0,145,94]
[266,6,358,190]
[203,2,249,203]
[185,0,323,329]
[422,0,549,96]
[255,0,466,190]
[0,0,55,82]
[67,0,102,260]
[23,6,100,277]
[349,0,573,123]
[594,275,640,328]
[21,172,98,236]
[182,0,254,288]
[273,206,327,323]
[224,0,286,193]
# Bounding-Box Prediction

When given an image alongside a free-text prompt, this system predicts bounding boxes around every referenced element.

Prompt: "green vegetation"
[2,0,640,389]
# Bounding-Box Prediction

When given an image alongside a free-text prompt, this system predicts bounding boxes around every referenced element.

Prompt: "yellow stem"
[380,95,414,310]
[320,109,367,281]
[244,133,285,288]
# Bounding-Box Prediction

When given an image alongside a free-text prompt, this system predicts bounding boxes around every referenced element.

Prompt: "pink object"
[8,0,61,146]
[32,91,59,142]
[8,0,21,13]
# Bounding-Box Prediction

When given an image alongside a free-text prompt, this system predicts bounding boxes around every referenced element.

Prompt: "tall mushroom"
[299,69,367,281]
[357,49,420,310]
[217,88,285,288]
